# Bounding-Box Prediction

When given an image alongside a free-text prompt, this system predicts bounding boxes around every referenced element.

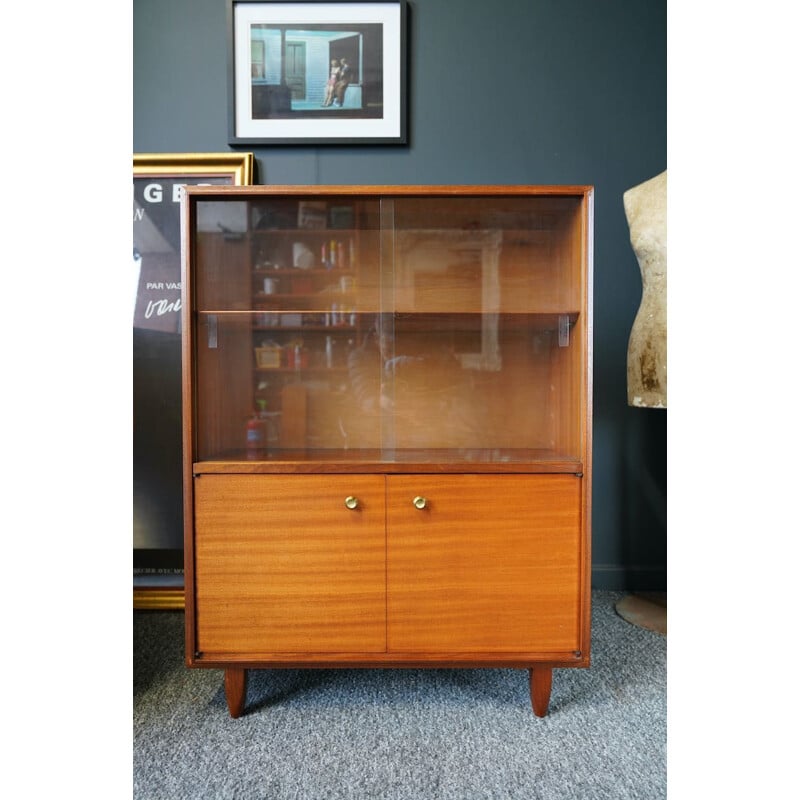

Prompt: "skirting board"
[133,587,184,610]
[591,564,666,591]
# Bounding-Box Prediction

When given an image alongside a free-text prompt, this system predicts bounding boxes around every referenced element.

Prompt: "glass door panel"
[189,191,585,465]
[380,195,584,461]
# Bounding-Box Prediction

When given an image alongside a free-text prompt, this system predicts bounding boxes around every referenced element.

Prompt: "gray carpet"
[134,591,666,799]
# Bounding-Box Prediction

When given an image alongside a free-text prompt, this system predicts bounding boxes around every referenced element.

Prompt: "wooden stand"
[615,592,667,635]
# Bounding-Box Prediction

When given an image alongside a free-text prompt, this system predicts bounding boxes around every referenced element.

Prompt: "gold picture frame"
[133,152,255,611]
[134,152,255,184]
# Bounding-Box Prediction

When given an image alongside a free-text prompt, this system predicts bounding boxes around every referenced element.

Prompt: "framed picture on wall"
[133,152,254,610]
[227,0,407,145]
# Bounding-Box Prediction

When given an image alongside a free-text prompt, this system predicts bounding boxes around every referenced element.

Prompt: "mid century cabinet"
[181,185,593,717]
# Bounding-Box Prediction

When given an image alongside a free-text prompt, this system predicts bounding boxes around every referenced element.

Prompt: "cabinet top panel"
[183,184,594,199]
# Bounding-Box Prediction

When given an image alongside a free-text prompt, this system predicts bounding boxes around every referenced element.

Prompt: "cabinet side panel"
[194,474,386,654]
[195,315,254,458]
[550,315,583,457]
[550,200,586,457]
[387,475,582,653]
[193,230,253,459]
[195,230,250,311]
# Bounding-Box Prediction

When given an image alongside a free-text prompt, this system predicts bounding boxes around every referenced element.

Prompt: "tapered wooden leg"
[529,666,553,717]
[224,668,247,718]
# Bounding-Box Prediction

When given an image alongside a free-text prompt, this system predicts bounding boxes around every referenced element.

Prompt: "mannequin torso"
[624,170,667,408]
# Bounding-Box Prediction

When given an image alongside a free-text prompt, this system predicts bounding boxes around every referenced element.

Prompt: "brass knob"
[344,496,359,510]
[413,496,428,510]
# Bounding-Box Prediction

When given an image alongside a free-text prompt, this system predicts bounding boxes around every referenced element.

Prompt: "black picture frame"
[227,0,407,145]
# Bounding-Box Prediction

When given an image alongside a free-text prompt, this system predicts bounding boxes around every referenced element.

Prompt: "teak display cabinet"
[181,185,593,717]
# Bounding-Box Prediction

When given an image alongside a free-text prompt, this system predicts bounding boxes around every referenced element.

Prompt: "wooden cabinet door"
[387,475,582,654]
[194,474,386,655]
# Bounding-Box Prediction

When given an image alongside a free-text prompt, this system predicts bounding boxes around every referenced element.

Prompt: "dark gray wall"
[134,0,667,590]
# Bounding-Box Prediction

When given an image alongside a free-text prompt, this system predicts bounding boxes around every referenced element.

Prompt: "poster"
[133,154,254,606]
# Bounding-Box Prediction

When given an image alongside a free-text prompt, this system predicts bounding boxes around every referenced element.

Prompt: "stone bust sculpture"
[624,170,667,408]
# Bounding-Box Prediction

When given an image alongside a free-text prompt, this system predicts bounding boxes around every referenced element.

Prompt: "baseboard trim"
[591,564,667,591]
[133,587,185,610]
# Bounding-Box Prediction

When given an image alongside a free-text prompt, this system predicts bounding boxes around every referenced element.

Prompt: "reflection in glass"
[190,193,584,464]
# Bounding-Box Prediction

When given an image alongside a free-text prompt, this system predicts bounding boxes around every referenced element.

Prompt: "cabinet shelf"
[254,366,349,374]
[253,268,356,276]
[253,325,357,332]
[254,292,356,302]
[250,228,359,237]
[198,309,580,321]
[194,449,583,473]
